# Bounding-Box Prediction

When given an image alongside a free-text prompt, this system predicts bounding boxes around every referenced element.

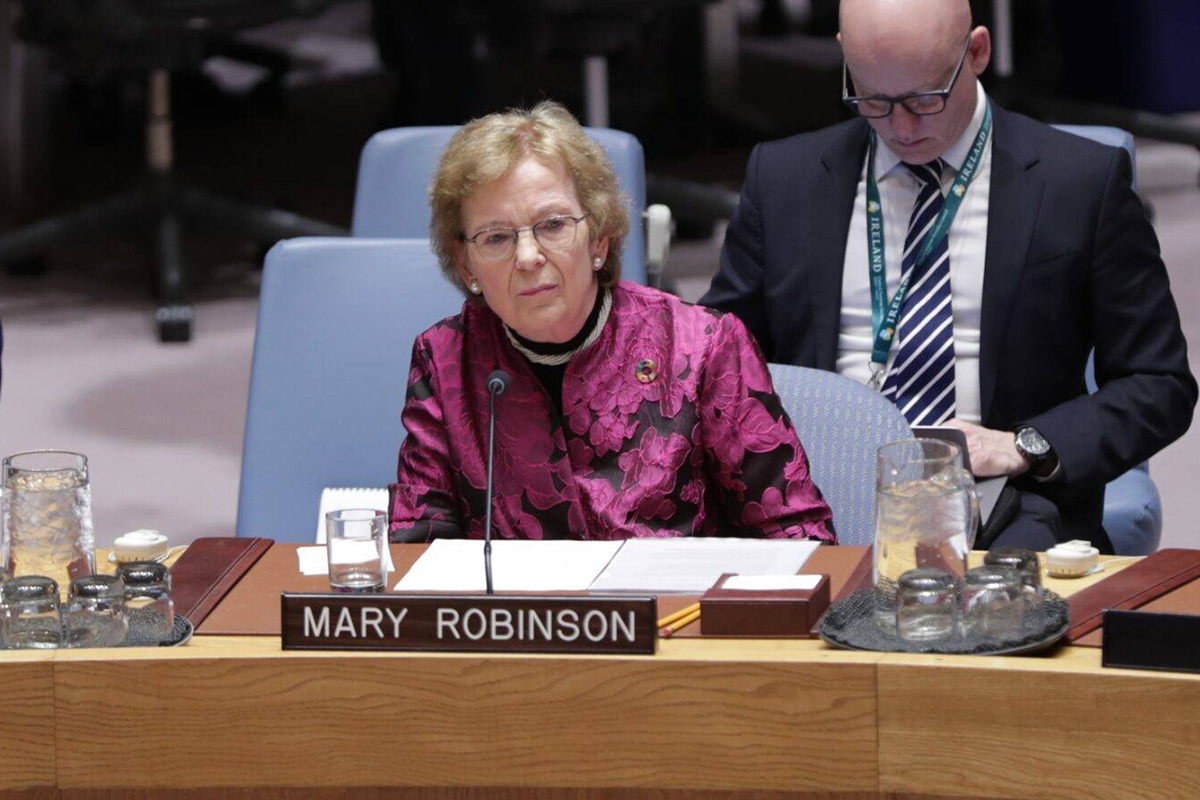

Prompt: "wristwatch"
[1013,426,1055,477]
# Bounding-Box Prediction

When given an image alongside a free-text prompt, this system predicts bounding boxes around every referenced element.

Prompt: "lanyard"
[866,101,992,389]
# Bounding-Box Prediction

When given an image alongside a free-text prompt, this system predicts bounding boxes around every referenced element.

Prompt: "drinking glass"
[960,566,1025,640]
[116,561,174,644]
[984,548,1042,599]
[3,451,96,601]
[1,575,63,649]
[65,575,129,648]
[873,439,979,632]
[896,567,959,642]
[326,509,388,593]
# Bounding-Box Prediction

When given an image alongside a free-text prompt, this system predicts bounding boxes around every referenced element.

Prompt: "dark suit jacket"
[702,104,1197,544]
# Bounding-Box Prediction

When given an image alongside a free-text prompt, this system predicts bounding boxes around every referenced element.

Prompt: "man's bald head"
[839,0,990,164]
[840,0,971,78]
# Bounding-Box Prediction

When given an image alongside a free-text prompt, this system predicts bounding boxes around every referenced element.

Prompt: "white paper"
[722,574,823,591]
[394,539,623,593]
[587,538,821,593]
[297,544,395,576]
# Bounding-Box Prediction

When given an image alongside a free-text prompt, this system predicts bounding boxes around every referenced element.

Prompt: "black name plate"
[281,593,657,655]
[1102,609,1200,674]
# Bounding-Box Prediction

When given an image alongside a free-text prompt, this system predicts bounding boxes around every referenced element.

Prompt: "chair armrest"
[644,204,673,289]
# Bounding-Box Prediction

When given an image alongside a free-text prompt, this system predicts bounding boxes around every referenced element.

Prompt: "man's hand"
[943,419,1031,478]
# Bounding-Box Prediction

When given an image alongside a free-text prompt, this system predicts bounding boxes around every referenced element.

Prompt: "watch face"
[1017,427,1051,457]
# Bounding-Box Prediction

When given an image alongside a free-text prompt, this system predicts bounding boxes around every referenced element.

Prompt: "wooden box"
[700,573,831,637]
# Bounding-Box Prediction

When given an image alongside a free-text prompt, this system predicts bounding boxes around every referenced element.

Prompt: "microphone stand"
[484,386,497,595]
[483,370,509,595]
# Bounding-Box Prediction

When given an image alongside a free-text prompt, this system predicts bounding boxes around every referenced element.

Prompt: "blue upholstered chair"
[1054,125,1160,554]
[237,237,463,543]
[768,364,912,546]
[350,126,652,285]
[1053,125,1138,191]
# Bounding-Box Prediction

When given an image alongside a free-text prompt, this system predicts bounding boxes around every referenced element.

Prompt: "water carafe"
[873,439,978,632]
[3,451,96,601]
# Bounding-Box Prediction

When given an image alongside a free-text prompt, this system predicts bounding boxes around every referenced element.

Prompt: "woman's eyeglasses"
[462,214,590,263]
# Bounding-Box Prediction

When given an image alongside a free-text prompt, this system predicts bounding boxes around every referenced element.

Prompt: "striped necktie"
[880,159,957,426]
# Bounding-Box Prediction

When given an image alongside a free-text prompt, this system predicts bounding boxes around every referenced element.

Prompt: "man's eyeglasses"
[462,214,590,263]
[842,35,971,119]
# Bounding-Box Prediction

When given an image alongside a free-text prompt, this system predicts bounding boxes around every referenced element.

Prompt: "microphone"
[483,369,510,595]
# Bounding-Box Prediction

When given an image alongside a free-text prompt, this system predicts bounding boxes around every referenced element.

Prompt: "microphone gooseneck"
[483,370,510,595]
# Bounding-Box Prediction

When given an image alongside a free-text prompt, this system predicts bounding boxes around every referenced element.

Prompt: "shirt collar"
[875,80,988,179]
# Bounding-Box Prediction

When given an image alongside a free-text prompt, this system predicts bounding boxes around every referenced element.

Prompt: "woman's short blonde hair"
[429,101,630,296]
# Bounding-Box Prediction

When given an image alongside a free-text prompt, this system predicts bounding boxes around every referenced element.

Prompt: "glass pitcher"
[3,451,96,601]
[873,439,978,633]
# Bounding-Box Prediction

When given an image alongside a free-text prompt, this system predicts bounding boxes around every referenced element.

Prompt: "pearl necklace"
[504,288,612,366]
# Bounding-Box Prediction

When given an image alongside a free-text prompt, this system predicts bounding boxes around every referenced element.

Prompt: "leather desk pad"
[196,542,871,638]
[1066,548,1200,647]
[1073,567,1200,647]
[170,536,272,626]
[198,543,428,636]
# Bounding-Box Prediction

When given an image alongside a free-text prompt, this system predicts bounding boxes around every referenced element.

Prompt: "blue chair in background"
[1053,125,1138,190]
[350,126,668,287]
[768,364,912,546]
[237,237,462,543]
[1054,125,1160,554]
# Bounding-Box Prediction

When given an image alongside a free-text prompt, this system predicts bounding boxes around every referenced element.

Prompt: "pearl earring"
[592,257,603,270]
[469,279,481,294]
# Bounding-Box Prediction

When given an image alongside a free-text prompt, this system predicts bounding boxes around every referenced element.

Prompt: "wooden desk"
[3,552,1198,800]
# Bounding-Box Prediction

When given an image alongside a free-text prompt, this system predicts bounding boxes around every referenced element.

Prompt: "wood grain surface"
[51,649,878,794]
[54,791,880,800]
[878,653,1200,800]
[0,659,55,792]
[3,550,1193,799]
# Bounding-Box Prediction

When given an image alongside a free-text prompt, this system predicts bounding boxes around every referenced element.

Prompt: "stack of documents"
[394,540,623,592]
[391,537,820,594]
[587,538,821,593]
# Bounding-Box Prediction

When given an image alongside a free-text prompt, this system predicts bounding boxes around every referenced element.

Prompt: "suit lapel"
[807,121,869,371]
[979,106,1043,423]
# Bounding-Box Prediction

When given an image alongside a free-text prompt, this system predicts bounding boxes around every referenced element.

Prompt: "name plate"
[1102,609,1200,674]
[281,593,658,655]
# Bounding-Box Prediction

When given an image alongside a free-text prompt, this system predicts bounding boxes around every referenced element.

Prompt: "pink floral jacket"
[389,282,834,543]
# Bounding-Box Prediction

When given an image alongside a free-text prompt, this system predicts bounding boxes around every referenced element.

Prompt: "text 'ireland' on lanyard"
[866,101,992,391]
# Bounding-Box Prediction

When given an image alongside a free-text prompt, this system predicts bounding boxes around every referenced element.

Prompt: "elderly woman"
[389,101,834,543]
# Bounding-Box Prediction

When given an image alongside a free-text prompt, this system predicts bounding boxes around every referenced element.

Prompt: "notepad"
[588,538,821,593]
[394,539,624,593]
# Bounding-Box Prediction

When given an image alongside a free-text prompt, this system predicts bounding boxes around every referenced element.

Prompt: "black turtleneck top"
[507,286,604,416]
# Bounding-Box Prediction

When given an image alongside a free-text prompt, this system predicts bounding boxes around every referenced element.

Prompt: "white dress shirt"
[837,82,991,424]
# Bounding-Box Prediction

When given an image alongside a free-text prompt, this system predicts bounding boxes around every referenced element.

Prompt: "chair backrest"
[768,364,912,546]
[237,237,463,542]
[350,126,648,284]
[1052,125,1138,191]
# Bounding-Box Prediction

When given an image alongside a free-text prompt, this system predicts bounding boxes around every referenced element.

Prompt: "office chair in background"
[0,0,350,342]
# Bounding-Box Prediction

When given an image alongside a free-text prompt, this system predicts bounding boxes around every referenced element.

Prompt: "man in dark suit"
[702,0,1196,551]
